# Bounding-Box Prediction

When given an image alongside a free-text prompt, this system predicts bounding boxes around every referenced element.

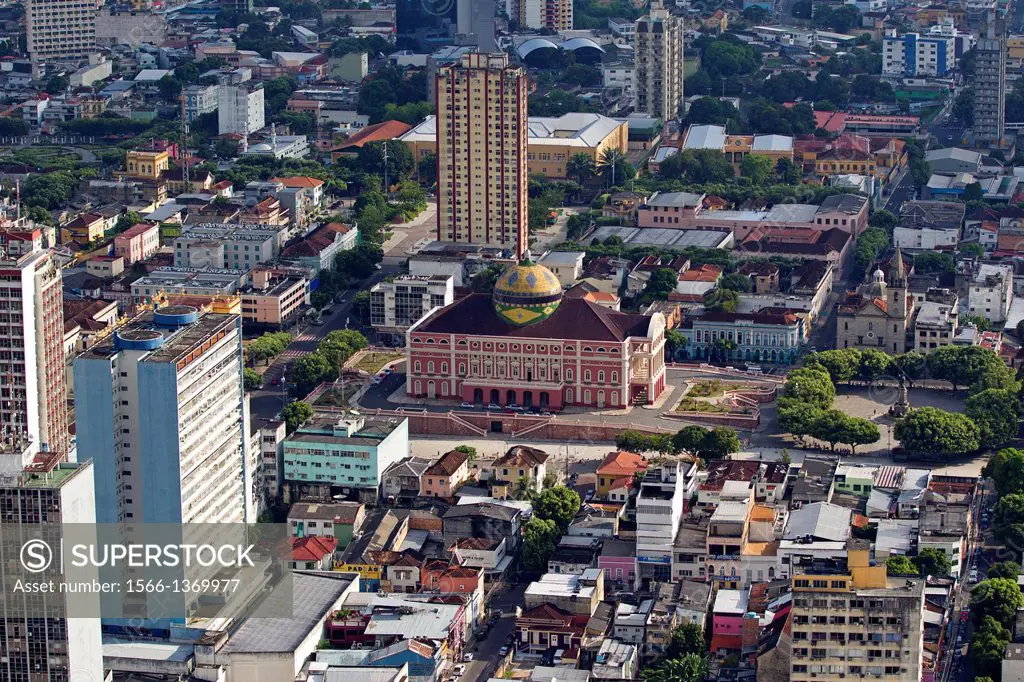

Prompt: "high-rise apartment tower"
[24,0,97,62]
[635,1,685,121]
[435,53,528,258]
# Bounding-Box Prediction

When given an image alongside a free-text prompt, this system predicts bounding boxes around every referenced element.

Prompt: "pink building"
[710,589,748,655]
[421,449,471,498]
[637,191,868,241]
[113,222,160,264]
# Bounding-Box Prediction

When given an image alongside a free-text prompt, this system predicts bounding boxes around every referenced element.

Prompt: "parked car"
[499,646,510,656]
[487,403,501,411]
[453,664,466,675]
[460,402,475,409]
[585,489,595,502]
[462,653,473,662]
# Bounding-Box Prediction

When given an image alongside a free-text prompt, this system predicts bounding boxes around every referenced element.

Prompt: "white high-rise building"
[505,0,572,30]
[73,305,252,524]
[635,1,685,121]
[0,221,70,471]
[636,461,694,584]
[25,0,97,63]
[0,461,103,682]
[218,81,265,136]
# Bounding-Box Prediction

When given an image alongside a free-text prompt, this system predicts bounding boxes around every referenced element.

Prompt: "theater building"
[406,260,666,410]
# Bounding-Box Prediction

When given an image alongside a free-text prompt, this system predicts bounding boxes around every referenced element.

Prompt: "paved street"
[462,582,528,682]
[882,169,916,214]
[248,263,404,422]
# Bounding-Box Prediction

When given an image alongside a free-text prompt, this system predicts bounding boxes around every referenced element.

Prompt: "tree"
[642,654,710,682]
[643,268,679,301]
[783,367,836,409]
[454,445,477,462]
[280,400,314,433]
[157,75,183,102]
[566,153,596,187]
[777,399,824,443]
[972,615,1012,678]
[701,427,741,459]
[336,244,384,280]
[597,148,631,187]
[666,622,707,658]
[45,75,69,94]
[739,154,774,185]
[927,345,1014,392]
[806,349,861,384]
[852,227,889,275]
[703,288,739,313]
[914,251,955,275]
[972,578,1024,628]
[774,157,801,184]
[894,352,927,382]
[471,264,505,293]
[357,140,414,184]
[858,348,892,385]
[522,516,559,571]
[987,561,1022,580]
[533,486,581,533]
[986,449,1024,498]
[894,407,980,457]
[886,555,917,576]
[963,182,984,202]
[840,416,881,454]
[672,425,709,455]
[290,353,332,394]
[719,273,752,293]
[666,329,688,360]
[561,63,601,87]
[965,388,1020,450]
[243,368,263,390]
[915,547,951,577]
[868,210,897,229]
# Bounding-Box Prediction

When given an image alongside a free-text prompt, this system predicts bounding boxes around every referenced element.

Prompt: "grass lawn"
[353,351,403,375]
[688,380,725,398]
[314,383,361,406]
[674,397,726,413]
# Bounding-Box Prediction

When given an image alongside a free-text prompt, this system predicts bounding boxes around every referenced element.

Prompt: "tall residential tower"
[73,305,252,524]
[635,1,685,121]
[506,0,573,31]
[973,13,1007,148]
[24,0,97,63]
[435,53,528,257]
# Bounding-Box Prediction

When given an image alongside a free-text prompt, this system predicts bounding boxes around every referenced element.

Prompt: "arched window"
[611,371,619,383]
[439,339,449,345]
[458,363,466,376]
[584,390,592,403]
[584,370,591,382]
[441,383,449,396]
[610,391,618,405]
[427,338,435,344]
[414,381,422,393]
[414,361,421,373]
[566,368,574,381]
[427,361,435,373]
[583,346,592,352]
[597,347,605,353]
[441,362,448,374]
[457,340,468,346]
[598,370,605,383]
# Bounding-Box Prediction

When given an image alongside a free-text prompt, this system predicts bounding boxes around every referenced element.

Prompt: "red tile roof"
[495,445,549,468]
[270,176,325,189]
[117,222,158,239]
[292,535,337,562]
[425,449,470,477]
[333,120,413,151]
[597,451,648,477]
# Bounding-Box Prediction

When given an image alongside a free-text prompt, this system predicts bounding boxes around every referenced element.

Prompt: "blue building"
[282,414,409,503]
[680,311,805,364]
[882,31,955,77]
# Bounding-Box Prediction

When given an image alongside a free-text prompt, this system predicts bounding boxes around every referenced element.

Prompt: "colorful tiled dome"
[493,260,563,326]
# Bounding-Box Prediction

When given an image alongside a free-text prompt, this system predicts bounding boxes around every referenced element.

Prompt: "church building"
[836,247,914,354]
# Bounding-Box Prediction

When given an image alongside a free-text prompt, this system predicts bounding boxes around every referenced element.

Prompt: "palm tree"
[642,654,710,682]
[597,148,626,188]
[566,153,596,187]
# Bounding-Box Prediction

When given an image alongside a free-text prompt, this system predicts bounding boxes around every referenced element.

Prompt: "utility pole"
[179,93,190,190]
[382,139,390,203]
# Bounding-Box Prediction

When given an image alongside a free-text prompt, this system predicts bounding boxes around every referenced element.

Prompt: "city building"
[434,53,527,255]
[636,462,690,584]
[113,222,160,264]
[680,310,806,364]
[25,0,97,62]
[370,275,455,346]
[973,17,1008,148]
[836,248,914,353]
[421,448,471,498]
[0,230,70,464]
[131,267,248,302]
[219,81,265,136]
[634,1,684,120]
[406,269,667,410]
[506,0,572,30]
[124,149,170,180]
[966,262,1014,324]
[882,29,956,76]
[399,112,629,180]
[240,270,308,329]
[174,222,285,271]
[0,462,103,682]
[789,544,925,682]
[74,305,252,524]
[281,414,409,503]
[183,84,218,122]
[488,445,550,497]
[280,222,358,272]
[596,450,648,499]
[681,125,794,167]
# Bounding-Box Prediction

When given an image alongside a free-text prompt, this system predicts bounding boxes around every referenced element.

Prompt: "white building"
[219,82,265,136]
[370,275,455,345]
[184,84,218,121]
[538,251,585,287]
[968,262,1014,324]
[74,306,252,524]
[174,222,286,271]
[634,2,684,120]
[893,224,961,251]
[0,225,70,468]
[242,135,309,159]
[636,462,691,583]
[25,0,97,62]
[882,29,957,77]
[0,462,103,682]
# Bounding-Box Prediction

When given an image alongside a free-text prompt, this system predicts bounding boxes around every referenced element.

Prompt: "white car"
[463,653,473,662]
[460,402,474,409]
[453,664,466,675]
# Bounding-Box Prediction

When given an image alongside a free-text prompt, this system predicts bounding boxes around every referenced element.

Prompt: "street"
[460,581,528,682]
[882,170,916,215]
[247,262,404,422]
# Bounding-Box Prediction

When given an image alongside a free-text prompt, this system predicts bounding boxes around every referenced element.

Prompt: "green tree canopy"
[666,622,707,658]
[533,486,582,533]
[522,516,559,571]
[280,401,314,433]
[783,367,836,409]
[893,407,980,457]
[971,578,1024,628]
[915,547,951,577]
[986,449,1024,498]
[965,388,1020,450]
[886,555,917,576]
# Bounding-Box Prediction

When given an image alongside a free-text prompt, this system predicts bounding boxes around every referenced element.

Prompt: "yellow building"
[399,111,630,181]
[124,149,169,181]
[434,53,528,255]
[789,544,925,682]
[1009,36,1024,60]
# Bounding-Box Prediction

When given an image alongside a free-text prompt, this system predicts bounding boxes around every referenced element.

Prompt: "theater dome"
[492,260,563,326]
